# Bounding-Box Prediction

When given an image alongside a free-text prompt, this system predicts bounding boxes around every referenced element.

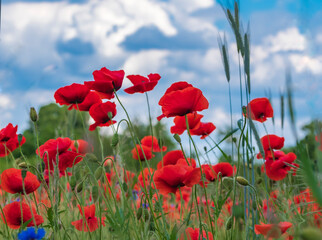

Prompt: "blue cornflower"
[18,227,46,240]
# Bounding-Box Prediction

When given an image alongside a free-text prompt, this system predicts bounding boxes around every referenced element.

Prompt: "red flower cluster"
[263,151,297,181]
[0,123,25,157]
[124,74,161,94]
[36,137,85,174]
[1,201,44,229]
[180,227,214,240]
[170,113,216,139]
[157,82,209,120]
[200,162,235,186]
[1,168,40,195]
[131,136,166,161]
[246,97,273,123]
[71,204,105,232]
[255,222,292,239]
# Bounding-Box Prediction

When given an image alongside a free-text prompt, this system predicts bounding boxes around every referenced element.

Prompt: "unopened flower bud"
[76,183,83,193]
[30,107,38,122]
[95,167,104,180]
[137,207,142,220]
[300,228,322,240]
[236,176,249,186]
[111,133,119,147]
[92,185,99,202]
[70,176,76,189]
[226,216,233,230]
[107,112,113,119]
[173,134,181,143]
[21,169,27,180]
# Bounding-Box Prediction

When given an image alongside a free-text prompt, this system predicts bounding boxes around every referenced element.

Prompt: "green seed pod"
[70,176,77,189]
[137,207,142,220]
[222,177,233,189]
[173,134,181,143]
[21,169,27,180]
[256,178,263,185]
[300,228,322,240]
[76,182,83,193]
[226,216,233,230]
[143,208,150,221]
[95,167,104,180]
[111,133,119,147]
[92,185,99,202]
[30,107,38,122]
[236,176,249,186]
[85,153,97,162]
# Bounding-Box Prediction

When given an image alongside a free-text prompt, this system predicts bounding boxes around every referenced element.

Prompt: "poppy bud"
[232,137,237,143]
[256,178,262,185]
[111,133,119,147]
[18,134,24,145]
[30,107,38,122]
[236,176,249,186]
[95,167,104,180]
[137,207,142,220]
[92,185,99,202]
[173,134,181,143]
[204,146,207,152]
[252,201,257,210]
[300,227,322,240]
[18,162,28,169]
[70,176,76,189]
[222,177,233,189]
[76,182,83,193]
[143,208,150,221]
[107,112,113,119]
[226,216,233,230]
[21,169,27,180]
[85,153,97,162]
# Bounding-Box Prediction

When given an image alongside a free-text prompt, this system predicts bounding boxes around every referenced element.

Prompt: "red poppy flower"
[264,151,297,181]
[199,164,216,186]
[84,68,124,99]
[131,144,155,161]
[76,91,102,111]
[1,201,44,229]
[0,123,26,157]
[89,102,117,131]
[257,135,285,159]
[157,81,209,120]
[246,98,273,123]
[156,150,185,169]
[190,122,216,139]
[213,162,235,178]
[141,136,167,152]
[1,168,40,195]
[255,222,292,239]
[137,168,155,189]
[180,227,214,240]
[170,113,203,135]
[36,137,83,173]
[124,74,161,94]
[54,83,101,111]
[71,204,105,232]
[70,140,94,154]
[153,164,200,195]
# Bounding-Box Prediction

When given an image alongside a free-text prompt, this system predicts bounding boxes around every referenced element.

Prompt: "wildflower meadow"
[0,1,321,240]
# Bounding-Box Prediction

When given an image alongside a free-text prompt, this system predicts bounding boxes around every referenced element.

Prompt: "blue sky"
[0,0,321,147]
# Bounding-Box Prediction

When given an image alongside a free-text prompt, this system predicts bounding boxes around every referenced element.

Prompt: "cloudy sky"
[0,0,321,147]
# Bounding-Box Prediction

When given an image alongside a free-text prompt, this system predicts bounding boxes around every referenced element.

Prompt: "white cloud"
[265,27,307,53]
[289,54,322,75]
[122,50,170,77]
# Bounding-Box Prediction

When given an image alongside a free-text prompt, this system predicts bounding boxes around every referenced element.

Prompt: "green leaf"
[169,224,178,240]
